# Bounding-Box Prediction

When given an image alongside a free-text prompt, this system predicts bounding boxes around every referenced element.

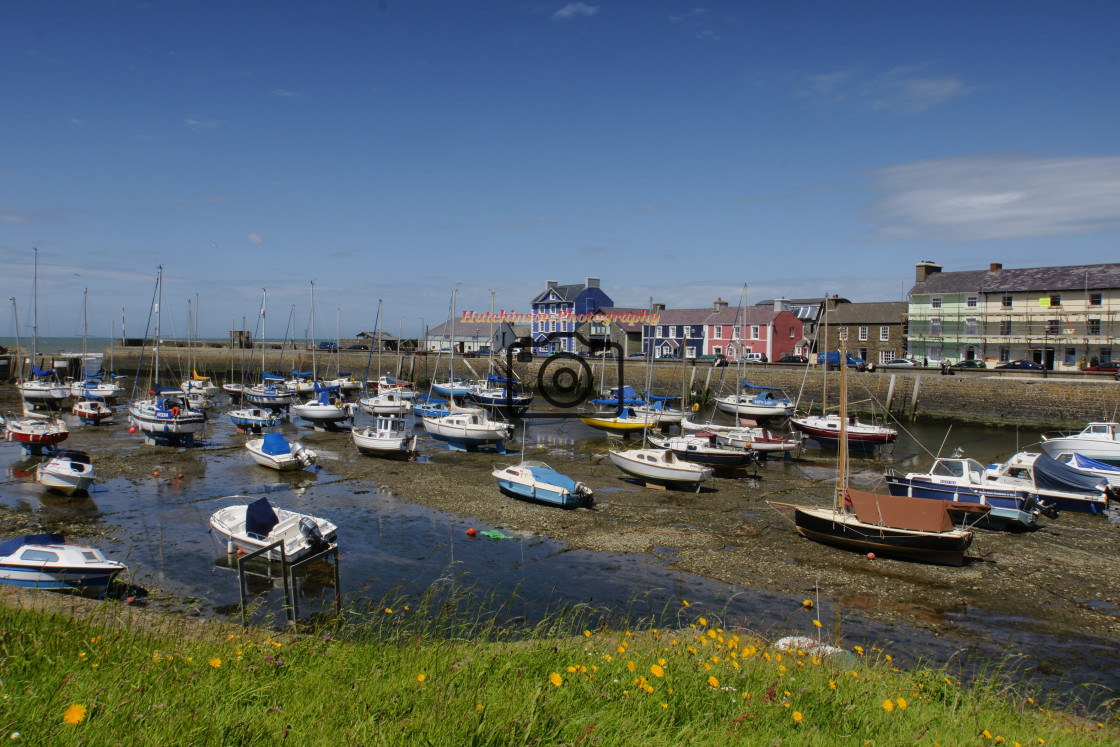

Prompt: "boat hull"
[883,476,1042,530]
[793,506,972,566]
[608,449,713,487]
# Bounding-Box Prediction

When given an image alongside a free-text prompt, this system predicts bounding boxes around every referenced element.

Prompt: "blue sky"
[2,1,1119,340]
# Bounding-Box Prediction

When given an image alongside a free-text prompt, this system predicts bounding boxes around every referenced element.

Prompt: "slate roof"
[531,283,586,305]
[827,301,908,325]
[426,320,515,338]
[647,305,783,328]
[909,263,1120,296]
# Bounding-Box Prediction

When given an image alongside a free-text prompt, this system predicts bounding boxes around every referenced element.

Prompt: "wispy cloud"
[867,155,1120,241]
[184,116,219,130]
[552,2,599,20]
[272,88,301,98]
[246,233,264,245]
[668,8,721,41]
[797,65,973,115]
[0,207,68,225]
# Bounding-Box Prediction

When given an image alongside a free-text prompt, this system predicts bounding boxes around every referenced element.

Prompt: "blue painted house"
[530,277,613,354]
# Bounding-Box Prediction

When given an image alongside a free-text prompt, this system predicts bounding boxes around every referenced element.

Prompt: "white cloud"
[867,155,1120,241]
[184,116,219,130]
[797,65,972,115]
[246,233,264,245]
[552,2,599,20]
[272,88,301,98]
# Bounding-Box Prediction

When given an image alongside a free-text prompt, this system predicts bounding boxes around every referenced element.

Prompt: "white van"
[741,352,768,363]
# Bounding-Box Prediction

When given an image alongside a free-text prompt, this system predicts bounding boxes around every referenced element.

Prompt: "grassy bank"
[0,590,1115,746]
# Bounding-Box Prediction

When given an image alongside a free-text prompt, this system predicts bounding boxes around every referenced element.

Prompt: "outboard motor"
[298,517,328,552]
[1024,495,1059,520]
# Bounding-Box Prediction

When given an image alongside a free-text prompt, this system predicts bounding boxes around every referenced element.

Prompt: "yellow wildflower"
[627,661,636,672]
[650,664,664,678]
[416,674,426,683]
[209,657,222,668]
[896,696,908,710]
[802,599,813,609]
[982,730,992,739]
[882,699,895,712]
[698,617,708,627]
[813,619,822,628]
[583,630,591,637]
[854,646,864,655]
[682,599,691,607]
[384,608,393,614]
[793,711,803,723]
[829,680,837,689]
[549,672,562,687]
[708,675,719,688]
[63,703,87,725]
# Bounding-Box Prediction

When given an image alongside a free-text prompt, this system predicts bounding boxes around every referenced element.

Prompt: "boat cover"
[261,433,293,456]
[1033,453,1107,494]
[847,489,954,532]
[153,386,180,395]
[0,533,65,557]
[313,383,341,395]
[529,465,580,492]
[1068,452,1120,475]
[244,498,278,538]
[594,386,645,406]
[740,380,786,391]
[291,370,313,377]
[644,392,680,402]
[487,373,515,385]
[262,373,285,381]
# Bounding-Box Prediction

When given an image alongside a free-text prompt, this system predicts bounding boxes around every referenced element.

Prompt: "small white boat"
[16,375,70,402]
[244,377,299,407]
[36,450,95,496]
[128,391,206,445]
[181,371,220,397]
[222,382,245,397]
[647,432,757,469]
[790,413,897,451]
[421,404,513,452]
[1040,422,1120,466]
[608,447,713,490]
[4,416,69,455]
[716,427,802,455]
[245,433,317,471]
[352,414,417,460]
[0,533,125,596]
[358,390,412,416]
[713,381,795,420]
[1051,451,1120,487]
[209,497,337,562]
[493,460,594,508]
[71,399,114,425]
[69,376,123,401]
[291,388,356,429]
[229,407,283,433]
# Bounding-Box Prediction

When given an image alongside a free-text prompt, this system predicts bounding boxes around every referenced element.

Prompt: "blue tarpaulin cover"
[244,498,278,539]
[261,433,292,456]
[32,366,54,377]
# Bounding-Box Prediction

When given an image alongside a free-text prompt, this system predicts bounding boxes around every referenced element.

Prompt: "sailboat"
[243,290,298,408]
[431,289,476,398]
[769,349,980,566]
[421,400,513,452]
[127,267,207,445]
[15,249,69,404]
[290,283,356,429]
[359,300,412,416]
[69,288,124,406]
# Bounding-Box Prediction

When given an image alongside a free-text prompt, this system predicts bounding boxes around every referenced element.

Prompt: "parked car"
[347,344,369,350]
[1084,361,1120,372]
[995,360,1043,370]
[318,341,338,351]
[953,359,986,369]
[776,355,807,364]
[626,352,647,359]
[881,357,919,367]
[741,352,768,363]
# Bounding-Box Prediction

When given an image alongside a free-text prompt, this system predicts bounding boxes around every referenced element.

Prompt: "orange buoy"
[466,527,477,537]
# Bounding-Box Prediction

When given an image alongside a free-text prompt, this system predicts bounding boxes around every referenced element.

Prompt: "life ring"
[170,406,180,418]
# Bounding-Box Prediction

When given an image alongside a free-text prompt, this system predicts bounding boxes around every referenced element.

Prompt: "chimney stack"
[546,280,558,289]
[915,261,942,284]
[989,262,1002,272]
[773,297,786,313]
[652,302,666,313]
[713,298,728,311]
[585,277,600,289]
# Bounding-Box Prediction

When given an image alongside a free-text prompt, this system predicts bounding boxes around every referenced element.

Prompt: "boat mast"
[836,340,849,512]
[154,266,163,390]
[10,297,23,380]
[309,282,317,382]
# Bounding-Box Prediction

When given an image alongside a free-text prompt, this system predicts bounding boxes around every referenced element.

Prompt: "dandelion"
[882,699,895,712]
[802,599,813,609]
[896,696,908,710]
[660,703,668,709]
[475,704,484,712]
[416,674,426,683]
[650,664,664,678]
[793,711,804,724]
[682,599,691,607]
[583,630,591,637]
[854,646,864,655]
[982,730,992,739]
[209,657,222,668]
[384,608,393,614]
[829,680,837,689]
[627,661,636,673]
[813,619,822,628]
[63,703,87,725]
[698,617,708,627]
[708,676,719,688]
[549,672,563,687]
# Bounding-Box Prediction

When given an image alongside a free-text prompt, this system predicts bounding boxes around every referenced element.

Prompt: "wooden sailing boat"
[770,348,981,566]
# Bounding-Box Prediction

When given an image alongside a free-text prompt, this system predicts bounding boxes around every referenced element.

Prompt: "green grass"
[0,591,1115,746]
